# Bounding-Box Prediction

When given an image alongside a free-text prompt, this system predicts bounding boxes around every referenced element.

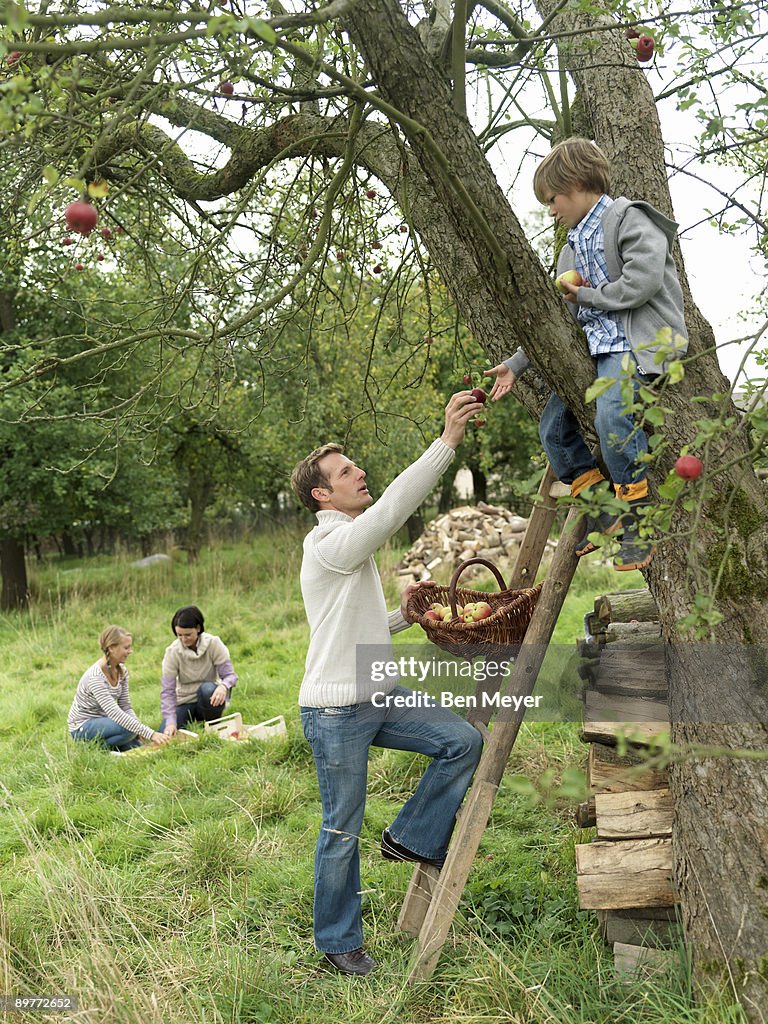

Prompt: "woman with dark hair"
[160,606,238,736]
[69,625,168,751]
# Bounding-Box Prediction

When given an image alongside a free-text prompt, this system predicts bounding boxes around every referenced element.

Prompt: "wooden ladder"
[399,464,583,982]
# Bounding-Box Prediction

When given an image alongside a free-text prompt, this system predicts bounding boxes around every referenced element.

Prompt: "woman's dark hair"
[171,605,205,635]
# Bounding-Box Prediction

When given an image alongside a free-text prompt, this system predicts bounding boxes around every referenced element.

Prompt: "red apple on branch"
[65,201,98,235]
[634,35,654,62]
[674,455,703,480]
[218,81,235,96]
[7,51,22,67]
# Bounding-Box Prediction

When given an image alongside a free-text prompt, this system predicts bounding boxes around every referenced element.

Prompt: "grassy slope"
[0,535,741,1024]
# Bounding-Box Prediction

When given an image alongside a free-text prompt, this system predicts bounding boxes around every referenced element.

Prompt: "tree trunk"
[0,537,28,610]
[345,1,768,1015]
[405,510,425,543]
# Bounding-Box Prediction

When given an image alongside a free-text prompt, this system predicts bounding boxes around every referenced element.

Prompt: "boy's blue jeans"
[300,686,483,954]
[539,350,649,486]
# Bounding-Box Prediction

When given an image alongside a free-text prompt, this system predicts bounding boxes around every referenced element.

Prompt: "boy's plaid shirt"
[567,194,631,357]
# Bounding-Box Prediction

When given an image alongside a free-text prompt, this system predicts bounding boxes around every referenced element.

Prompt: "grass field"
[0,532,743,1023]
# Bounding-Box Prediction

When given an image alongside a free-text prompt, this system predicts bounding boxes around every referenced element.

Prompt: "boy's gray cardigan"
[505,197,689,378]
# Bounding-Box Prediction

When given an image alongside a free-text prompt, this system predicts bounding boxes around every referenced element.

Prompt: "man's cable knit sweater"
[298,438,455,708]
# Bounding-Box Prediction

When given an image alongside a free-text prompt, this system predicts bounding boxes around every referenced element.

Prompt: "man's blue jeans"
[539,350,649,486]
[300,686,483,954]
[71,717,141,751]
[160,681,222,730]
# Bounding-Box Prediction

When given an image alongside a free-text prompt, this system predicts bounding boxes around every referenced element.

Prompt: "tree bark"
[0,538,28,611]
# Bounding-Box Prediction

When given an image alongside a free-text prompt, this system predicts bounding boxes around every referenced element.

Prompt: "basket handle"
[447,558,509,618]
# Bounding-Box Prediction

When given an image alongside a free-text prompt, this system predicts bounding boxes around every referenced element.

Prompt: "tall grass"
[0,533,743,1023]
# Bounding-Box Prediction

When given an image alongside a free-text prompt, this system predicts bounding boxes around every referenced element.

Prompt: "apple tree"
[1,0,767,1013]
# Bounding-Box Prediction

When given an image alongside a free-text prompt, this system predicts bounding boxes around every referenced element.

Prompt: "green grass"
[0,533,741,1023]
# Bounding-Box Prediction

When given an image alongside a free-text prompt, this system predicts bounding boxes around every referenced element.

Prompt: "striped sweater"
[67,661,155,741]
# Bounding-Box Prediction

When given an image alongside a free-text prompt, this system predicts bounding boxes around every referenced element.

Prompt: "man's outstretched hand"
[440,390,485,449]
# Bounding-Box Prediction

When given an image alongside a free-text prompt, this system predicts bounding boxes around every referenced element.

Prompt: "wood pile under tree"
[394,502,559,587]
[573,588,684,981]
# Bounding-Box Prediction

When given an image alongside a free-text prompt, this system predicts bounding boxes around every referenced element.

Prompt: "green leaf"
[244,16,277,45]
[42,164,59,185]
[585,376,616,404]
[644,406,666,426]
[667,360,685,384]
[5,2,29,32]
[63,176,86,193]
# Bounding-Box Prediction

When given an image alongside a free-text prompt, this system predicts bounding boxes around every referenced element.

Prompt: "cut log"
[575,837,675,910]
[587,742,669,794]
[582,690,669,746]
[605,621,662,643]
[603,908,681,949]
[593,646,667,700]
[595,589,659,625]
[595,789,673,839]
[613,942,677,980]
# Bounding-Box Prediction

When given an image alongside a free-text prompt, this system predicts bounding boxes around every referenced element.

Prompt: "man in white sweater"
[290,392,485,976]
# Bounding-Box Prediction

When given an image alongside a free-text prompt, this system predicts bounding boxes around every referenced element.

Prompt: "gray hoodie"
[505,197,689,379]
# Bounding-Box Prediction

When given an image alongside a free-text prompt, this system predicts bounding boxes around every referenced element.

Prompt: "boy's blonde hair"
[533,138,611,204]
[291,443,344,512]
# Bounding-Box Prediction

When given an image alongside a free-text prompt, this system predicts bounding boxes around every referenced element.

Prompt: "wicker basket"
[406,557,542,658]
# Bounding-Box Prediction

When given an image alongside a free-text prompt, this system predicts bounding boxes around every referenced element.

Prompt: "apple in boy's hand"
[674,455,703,480]
[555,270,584,294]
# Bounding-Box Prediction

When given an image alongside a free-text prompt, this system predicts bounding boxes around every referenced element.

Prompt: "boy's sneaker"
[575,509,621,557]
[613,499,655,571]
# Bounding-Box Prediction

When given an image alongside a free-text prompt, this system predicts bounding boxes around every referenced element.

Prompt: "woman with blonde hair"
[68,625,167,751]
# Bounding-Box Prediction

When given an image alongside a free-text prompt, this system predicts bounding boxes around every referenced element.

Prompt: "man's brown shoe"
[323,948,378,976]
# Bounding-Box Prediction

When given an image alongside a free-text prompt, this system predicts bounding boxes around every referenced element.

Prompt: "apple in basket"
[230,730,240,739]
[424,610,442,622]
[463,601,493,623]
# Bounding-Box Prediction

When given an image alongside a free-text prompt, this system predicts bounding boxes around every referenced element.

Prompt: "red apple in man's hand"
[65,201,98,235]
[470,388,487,405]
[674,455,703,480]
[555,270,584,294]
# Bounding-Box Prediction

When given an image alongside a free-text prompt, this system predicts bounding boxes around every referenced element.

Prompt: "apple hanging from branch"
[674,455,703,480]
[65,201,98,236]
[632,35,655,62]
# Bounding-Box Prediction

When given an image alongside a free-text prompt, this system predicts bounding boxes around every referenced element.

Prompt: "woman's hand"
[211,683,228,707]
[151,731,171,746]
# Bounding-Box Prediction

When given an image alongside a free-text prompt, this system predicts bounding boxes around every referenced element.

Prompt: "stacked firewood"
[393,502,557,586]
[574,588,682,981]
